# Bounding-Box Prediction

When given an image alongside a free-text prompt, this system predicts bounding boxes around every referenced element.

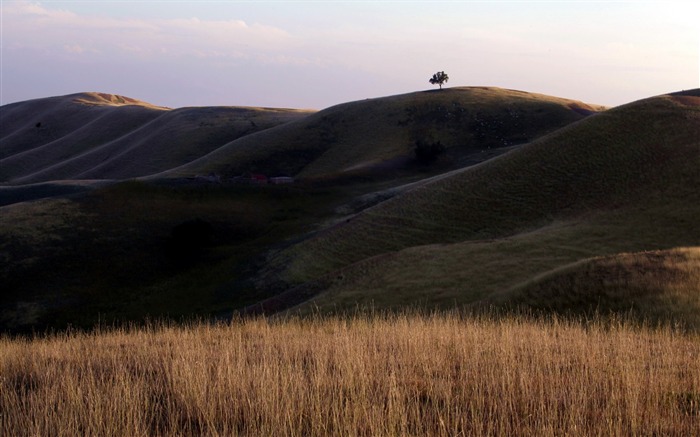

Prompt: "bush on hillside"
[414,139,445,165]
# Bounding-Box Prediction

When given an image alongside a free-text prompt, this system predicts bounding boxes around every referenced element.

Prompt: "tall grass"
[2,313,699,436]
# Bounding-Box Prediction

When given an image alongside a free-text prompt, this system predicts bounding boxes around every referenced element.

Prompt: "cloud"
[0,1,338,107]
[3,1,294,61]
[63,44,92,54]
[2,1,696,109]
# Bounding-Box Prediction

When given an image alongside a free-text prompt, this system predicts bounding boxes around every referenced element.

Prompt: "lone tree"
[429,71,449,89]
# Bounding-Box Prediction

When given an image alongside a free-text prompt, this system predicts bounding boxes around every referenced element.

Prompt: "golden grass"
[2,314,699,436]
[71,92,171,110]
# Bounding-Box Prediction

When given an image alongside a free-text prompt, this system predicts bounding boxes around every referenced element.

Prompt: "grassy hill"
[0,180,356,332]
[489,247,700,327]
[1,88,598,185]
[2,88,698,332]
[161,87,603,180]
[254,90,700,327]
[0,92,312,183]
[2,89,699,437]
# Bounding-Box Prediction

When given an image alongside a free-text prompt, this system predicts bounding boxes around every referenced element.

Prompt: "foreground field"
[2,314,699,436]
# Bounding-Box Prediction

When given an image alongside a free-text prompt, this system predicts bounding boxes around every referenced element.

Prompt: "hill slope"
[0,92,312,184]
[0,87,603,332]
[489,247,700,326]
[5,88,697,331]
[254,90,700,326]
[159,87,603,180]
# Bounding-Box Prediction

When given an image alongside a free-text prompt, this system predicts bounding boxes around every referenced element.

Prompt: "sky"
[1,1,698,110]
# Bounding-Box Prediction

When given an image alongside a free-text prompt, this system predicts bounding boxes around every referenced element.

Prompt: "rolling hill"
[3,86,699,437]
[489,247,700,327]
[252,90,700,327]
[2,87,698,332]
[1,88,600,186]
[0,92,313,184]
[160,87,604,180]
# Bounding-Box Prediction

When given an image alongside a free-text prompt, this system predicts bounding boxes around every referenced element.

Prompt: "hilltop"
[1,88,602,186]
[161,87,604,181]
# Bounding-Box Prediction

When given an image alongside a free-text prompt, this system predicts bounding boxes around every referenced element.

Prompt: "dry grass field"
[2,313,699,436]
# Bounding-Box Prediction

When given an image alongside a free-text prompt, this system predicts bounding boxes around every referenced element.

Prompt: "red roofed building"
[250,173,268,184]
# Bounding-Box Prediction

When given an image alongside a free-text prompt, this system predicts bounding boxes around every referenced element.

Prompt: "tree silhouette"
[429,71,449,90]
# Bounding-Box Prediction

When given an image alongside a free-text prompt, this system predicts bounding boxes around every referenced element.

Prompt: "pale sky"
[1,0,698,109]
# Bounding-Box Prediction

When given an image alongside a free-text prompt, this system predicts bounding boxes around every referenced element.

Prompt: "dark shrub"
[414,139,445,165]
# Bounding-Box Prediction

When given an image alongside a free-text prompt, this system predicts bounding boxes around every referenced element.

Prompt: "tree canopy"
[429,71,449,89]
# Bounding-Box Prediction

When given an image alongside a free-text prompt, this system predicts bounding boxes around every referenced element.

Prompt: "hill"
[3,88,697,332]
[251,90,700,327]
[0,92,312,184]
[161,87,604,181]
[489,247,700,326]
